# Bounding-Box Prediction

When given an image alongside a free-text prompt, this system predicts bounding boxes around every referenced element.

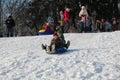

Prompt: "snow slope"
[0,31,120,80]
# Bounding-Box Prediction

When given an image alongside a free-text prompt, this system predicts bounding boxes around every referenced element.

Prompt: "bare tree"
[0,0,1,29]
[2,0,30,36]
[0,0,2,32]
[0,0,4,36]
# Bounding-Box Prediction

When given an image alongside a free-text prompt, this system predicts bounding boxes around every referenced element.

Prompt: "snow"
[0,31,120,80]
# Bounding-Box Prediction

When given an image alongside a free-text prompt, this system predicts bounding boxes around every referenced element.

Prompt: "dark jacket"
[50,37,63,50]
[5,19,15,27]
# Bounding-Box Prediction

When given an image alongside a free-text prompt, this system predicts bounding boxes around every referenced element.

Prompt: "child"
[107,23,113,32]
[42,32,70,52]
[42,32,63,52]
[44,23,51,30]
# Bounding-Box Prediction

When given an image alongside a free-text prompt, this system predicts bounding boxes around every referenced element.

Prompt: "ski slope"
[0,31,120,80]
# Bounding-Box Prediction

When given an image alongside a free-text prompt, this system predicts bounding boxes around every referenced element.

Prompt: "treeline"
[0,0,119,36]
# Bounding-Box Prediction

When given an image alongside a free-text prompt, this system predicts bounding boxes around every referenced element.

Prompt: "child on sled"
[42,29,70,53]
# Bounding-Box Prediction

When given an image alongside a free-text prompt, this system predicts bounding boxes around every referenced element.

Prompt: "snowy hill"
[0,31,120,80]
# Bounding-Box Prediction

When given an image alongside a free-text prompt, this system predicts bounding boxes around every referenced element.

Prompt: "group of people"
[1,5,119,52]
[79,6,119,33]
[42,5,119,52]
[41,8,72,52]
[95,16,118,32]
[2,5,119,38]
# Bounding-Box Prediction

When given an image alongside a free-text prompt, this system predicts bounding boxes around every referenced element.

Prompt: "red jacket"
[45,25,51,30]
[64,10,70,22]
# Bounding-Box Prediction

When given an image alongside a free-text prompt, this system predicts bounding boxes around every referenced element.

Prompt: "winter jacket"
[79,7,88,23]
[45,25,51,30]
[50,37,63,50]
[64,10,70,22]
[5,19,15,27]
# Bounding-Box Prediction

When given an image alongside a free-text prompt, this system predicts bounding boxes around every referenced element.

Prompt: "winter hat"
[46,22,49,25]
[65,8,70,12]
[81,6,85,9]
[8,16,12,18]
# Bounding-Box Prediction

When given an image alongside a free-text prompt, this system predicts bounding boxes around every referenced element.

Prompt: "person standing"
[59,10,64,33]
[111,17,117,31]
[64,8,70,32]
[101,18,105,32]
[5,16,15,37]
[96,20,102,32]
[79,6,89,32]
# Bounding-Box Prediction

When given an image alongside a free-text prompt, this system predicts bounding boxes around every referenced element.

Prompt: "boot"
[42,44,46,50]
[66,40,70,49]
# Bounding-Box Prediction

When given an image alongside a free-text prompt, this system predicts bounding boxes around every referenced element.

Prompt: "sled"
[38,29,54,35]
[46,47,67,54]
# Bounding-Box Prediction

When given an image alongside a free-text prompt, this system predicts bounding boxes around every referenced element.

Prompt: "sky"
[0,31,120,80]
